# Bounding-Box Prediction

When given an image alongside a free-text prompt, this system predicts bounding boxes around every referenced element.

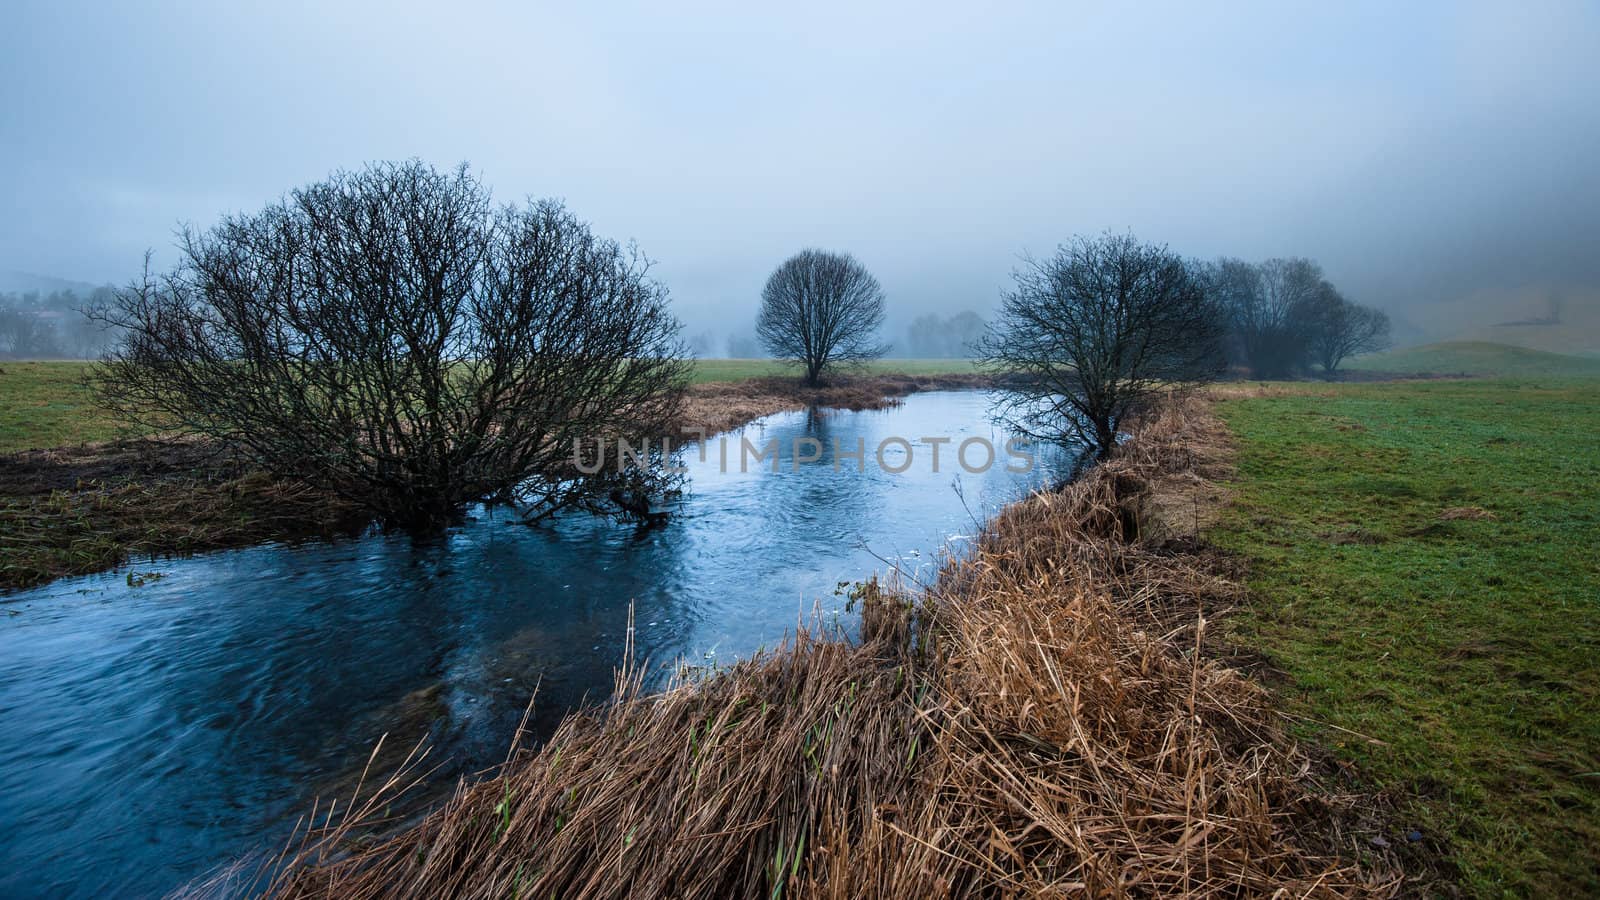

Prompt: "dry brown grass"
[230,394,1396,898]
[1437,506,1496,521]
[679,373,995,438]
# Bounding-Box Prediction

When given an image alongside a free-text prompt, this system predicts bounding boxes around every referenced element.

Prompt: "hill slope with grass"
[1348,341,1600,378]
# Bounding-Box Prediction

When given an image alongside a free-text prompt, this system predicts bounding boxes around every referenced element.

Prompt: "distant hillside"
[1437,290,1600,357]
[1348,341,1600,377]
[0,270,102,295]
[1453,320,1600,358]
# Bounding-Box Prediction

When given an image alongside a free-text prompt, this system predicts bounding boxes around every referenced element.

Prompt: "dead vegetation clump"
[237,395,1394,898]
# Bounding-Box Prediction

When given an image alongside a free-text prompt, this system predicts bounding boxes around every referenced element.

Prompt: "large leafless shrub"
[979,233,1224,460]
[756,249,888,386]
[95,161,688,530]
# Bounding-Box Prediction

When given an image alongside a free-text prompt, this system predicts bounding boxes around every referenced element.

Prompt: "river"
[0,391,1067,897]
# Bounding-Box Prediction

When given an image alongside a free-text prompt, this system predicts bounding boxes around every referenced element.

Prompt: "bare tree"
[94,161,689,530]
[1203,256,1326,378]
[1191,258,1258,370]
[1251,257,1325,377]
[979,233,1225,460]
[1307,285,1391,375]
[756,249,887,385]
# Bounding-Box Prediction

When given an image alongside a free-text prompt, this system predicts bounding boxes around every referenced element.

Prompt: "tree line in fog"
[5,259,1386,380]
[1197,257,1389,377]
[697,257,1389,378]
[0,288,120,359]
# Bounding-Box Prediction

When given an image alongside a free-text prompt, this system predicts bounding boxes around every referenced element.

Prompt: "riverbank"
[247,395,1393,898]
[0,368,990,591]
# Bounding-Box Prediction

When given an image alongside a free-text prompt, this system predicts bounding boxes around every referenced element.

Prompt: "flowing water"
[0,391,1068,898]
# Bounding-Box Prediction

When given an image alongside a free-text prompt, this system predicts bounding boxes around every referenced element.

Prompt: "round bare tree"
[95,161,689,530]
[756,249,888,386]
[980,233,1226,461]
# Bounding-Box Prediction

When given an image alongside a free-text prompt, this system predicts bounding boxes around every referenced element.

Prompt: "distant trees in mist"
[905,310,986,358]
[725,331,764,359]
[0,288,119,359]
[979,231,1398,461]
[1194,256,1390,377]
[685,330,718,358]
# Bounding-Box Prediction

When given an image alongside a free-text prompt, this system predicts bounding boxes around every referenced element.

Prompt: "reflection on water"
[0,391,1066,898]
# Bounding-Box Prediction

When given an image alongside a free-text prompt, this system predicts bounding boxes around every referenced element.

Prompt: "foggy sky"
[3,0,1597,342]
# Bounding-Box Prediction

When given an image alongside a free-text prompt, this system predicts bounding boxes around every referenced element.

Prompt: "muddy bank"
[0,440,368,591]
[678,371,996,437]
[248,395,1395,899]
[0,373,998,592]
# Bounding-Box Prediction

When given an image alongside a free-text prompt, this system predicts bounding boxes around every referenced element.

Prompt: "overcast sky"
[3,0,1597,341]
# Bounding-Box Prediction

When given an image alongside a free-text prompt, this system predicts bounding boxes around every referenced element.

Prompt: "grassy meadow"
[1209,376,1600,894]
[0,361,127,453]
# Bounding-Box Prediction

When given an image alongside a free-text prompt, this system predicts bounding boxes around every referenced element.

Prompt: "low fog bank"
[0,272,118,360]
[6,2,1597,357]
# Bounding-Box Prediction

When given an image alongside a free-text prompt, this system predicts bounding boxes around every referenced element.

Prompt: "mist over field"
[3,0,1598,351]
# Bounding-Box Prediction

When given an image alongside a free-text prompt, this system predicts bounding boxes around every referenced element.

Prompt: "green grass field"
[1349,341,1600,378]
[1209,378,1600,895]
[0,361,127,453]
[0,359,980,453]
